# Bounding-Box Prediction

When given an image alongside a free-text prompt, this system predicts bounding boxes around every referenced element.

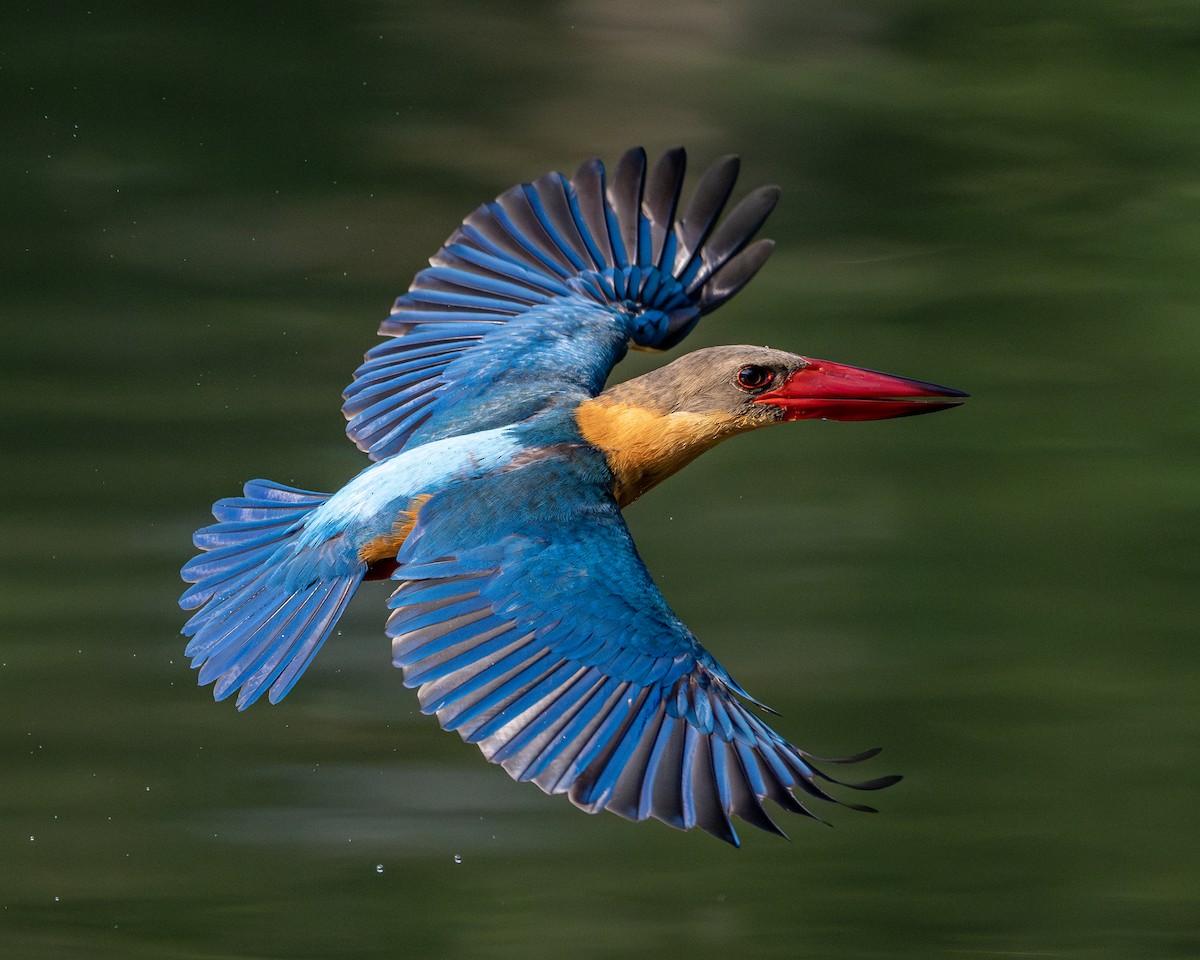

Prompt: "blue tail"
[179,479,364,710]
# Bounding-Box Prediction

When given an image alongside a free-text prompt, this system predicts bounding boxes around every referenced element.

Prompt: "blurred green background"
[4,1,1199,957]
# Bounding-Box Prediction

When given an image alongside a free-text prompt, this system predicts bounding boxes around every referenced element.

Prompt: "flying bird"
[180,147,966,845]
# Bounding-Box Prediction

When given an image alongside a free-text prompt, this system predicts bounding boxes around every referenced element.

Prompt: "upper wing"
[386,452,897,845]
[343,147,779,460]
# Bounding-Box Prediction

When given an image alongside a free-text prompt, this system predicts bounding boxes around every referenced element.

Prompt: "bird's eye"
[736,365,776,391]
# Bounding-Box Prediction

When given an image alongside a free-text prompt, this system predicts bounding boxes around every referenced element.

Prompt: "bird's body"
[181,148,965,845]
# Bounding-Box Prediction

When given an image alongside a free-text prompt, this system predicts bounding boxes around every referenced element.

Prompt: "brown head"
[576,344,966,505]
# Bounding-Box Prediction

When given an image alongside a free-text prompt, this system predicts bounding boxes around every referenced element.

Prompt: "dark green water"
[4,2,1199,957]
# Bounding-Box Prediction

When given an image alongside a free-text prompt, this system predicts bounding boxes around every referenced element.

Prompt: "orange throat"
[575,398,753,506]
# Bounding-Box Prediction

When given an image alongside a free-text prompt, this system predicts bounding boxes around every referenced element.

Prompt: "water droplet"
[375,864,383,874]
[452,854,462,864]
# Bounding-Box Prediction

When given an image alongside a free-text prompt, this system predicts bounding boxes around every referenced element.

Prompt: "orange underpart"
[358,493,433,578]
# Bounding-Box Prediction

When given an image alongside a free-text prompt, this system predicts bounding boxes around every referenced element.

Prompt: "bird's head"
[614,344,966,424]
[580,345,966,504]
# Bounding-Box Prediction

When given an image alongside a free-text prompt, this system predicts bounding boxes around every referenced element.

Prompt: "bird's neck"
[575,392,752,507]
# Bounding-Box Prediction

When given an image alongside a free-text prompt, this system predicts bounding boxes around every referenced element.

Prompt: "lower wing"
[386,450,897,845]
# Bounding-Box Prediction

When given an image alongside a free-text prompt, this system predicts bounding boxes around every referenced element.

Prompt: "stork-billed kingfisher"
[181,148,965,845]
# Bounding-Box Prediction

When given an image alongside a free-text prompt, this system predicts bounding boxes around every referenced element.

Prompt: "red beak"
[753,357,968,422]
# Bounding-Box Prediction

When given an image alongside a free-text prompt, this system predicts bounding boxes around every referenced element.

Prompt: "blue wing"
[342,147,779,460]
[386,451,897,845]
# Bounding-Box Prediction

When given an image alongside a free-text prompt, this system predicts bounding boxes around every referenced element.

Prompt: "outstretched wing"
[343,147,779,461]
[386,451,897,846]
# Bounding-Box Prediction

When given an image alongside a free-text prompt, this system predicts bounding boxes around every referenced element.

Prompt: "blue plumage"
[380,449,897,844]
[341,148,777,459]
[182,428,527,708]
[181,480,361,708]
[180,148,926,845]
